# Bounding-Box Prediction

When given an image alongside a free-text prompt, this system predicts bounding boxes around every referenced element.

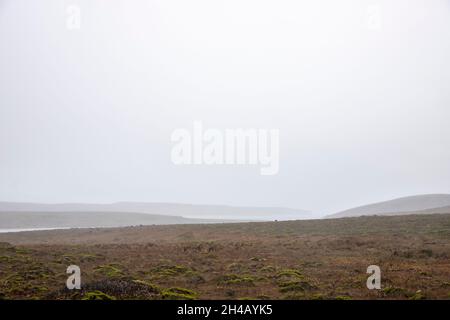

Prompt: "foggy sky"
[1,0,450,215]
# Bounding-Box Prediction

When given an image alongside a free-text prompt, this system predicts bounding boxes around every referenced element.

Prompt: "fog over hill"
[2,195,450,230]
[0,211,242,230]
[369,204,450,217]
[327,194,450,218]
[0,202,311,222]
[2,2,450,216]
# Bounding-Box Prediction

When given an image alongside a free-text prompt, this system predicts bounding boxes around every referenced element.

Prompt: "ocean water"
[0,227,71,233]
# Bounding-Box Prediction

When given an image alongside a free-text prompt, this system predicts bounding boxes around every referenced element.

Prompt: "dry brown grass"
[0,214,449,300]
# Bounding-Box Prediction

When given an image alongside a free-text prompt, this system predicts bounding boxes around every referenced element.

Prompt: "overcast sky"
[1,0,449,215]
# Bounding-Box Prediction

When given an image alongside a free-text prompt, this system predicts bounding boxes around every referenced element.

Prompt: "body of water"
[0,227,71,233]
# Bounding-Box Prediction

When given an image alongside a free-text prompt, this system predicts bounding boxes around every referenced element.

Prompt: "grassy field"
[0,214,449,300]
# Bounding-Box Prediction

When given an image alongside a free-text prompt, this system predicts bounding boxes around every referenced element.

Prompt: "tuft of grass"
[383,286,405,296]
[276,268,315,293]
[335,295,352,300]
[162,287,198,300]
[150,264,189,278]
[276,269,303,278]
[218,274,255,286]
[408,290,426,300]
[310,293,325,300]
[250,257,264,262]
[82,290,116,300]
[14,247,32,255]
[278,280,314,293]
[227,263,245,273]
[260,265,276,273]
[94,264,124,278]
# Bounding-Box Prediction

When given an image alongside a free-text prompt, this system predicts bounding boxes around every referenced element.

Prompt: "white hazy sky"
[1,0,450,215]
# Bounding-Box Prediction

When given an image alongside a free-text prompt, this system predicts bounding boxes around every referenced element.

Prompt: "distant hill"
[0,202,310,221]
[327,194,450,218]
[0,211,240,230]
[382,205,450,216]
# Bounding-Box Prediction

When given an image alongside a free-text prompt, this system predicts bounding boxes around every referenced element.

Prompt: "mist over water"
[1,0,449,216]
[0,228,71,233]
